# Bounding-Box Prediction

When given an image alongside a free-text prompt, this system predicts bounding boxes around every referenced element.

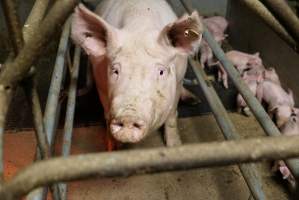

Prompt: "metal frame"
[0,0,299,200]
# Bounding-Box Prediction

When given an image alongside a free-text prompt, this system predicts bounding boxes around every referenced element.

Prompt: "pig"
[71,1,203,149]
[199,40,213,68]
[200,16,228,69]
[214,50,263,88]
[272,160,296,189]
[263,67,281,85]
[203,16,228,39]
[272,114,299,188]
[256,81,295,128]
[225,50,263,74]
[237,70,264,116]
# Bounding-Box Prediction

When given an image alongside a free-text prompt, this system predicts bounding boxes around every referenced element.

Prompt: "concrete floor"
[4,113,292,199]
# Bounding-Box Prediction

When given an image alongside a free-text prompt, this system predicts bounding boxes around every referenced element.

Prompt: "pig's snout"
[110,116,147,143]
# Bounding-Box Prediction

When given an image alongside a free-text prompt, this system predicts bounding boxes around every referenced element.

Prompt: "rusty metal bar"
[59,47,81,200]
[1,135,299,199]
[262,0,299,45]
[189,59,265,200]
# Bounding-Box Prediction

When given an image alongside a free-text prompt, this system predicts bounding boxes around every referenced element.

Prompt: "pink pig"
[71,1,203,149]
[256,81,295,128]
[236,70,264,116]
[272,114,299,188]
[215,50,263,88]
[203,16,228,39]
[200,16,228,69]
[225,50,263,74]
[263,67,281,85]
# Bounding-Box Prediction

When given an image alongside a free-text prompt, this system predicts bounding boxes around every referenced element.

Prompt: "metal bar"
[31,18,72,200]
[0,1,78,186]
[2,135,299,199]
[189,59,265,200]
[44,17,71,151]
[23,0,50,42]
[59,47,81,200]
[239,0,297,51]
[1,0,24,55]
[262,0,299,45]
[23,77,50,160]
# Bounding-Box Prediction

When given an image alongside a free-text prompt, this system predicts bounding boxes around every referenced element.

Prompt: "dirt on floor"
[4,113,295,200]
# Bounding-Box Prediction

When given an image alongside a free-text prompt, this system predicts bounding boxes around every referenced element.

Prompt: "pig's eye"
[157,65,168,78]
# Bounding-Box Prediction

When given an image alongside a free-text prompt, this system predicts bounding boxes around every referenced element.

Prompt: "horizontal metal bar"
[189,59,265,200]
[59,47,81,200]
[2,135,299,200]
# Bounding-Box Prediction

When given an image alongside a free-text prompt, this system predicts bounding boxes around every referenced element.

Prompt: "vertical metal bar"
[189,59,266,200]
[27,17,71,200]
[23,77,50,159]
[59,47,81,200]
[44,18,71,147]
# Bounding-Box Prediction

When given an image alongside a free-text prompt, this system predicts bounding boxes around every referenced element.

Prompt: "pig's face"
[107,33,180,142]
[72,4,203,143]
[274,105,293,128]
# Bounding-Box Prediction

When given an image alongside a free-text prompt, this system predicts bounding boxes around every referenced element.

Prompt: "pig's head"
[248,52,262,68]
[271,105,293,128]
[72,4,203,143]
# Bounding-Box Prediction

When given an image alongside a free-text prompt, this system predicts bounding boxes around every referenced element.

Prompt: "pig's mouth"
[109,116,148,143]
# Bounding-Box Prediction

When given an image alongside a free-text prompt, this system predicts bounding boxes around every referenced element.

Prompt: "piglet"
[203,16,228,39]
[225,50,263,74]
[200,16,228,69]
[272,114,299,189]
[237,70,264,116]
[263,67,281,85]
[215,50,263,88]
[257,81,295,128]
[272,160,296,189]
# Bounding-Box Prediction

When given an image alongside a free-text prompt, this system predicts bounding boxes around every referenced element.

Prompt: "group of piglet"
[200,16,299,189]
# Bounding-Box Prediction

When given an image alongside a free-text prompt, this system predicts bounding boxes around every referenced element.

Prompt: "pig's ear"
[254,52,260,57]
[71,4,118,57]
[158,11,203,54]
[287,88,295,105]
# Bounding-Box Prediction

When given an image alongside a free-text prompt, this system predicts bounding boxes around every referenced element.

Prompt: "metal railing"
[0,0,298,200]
